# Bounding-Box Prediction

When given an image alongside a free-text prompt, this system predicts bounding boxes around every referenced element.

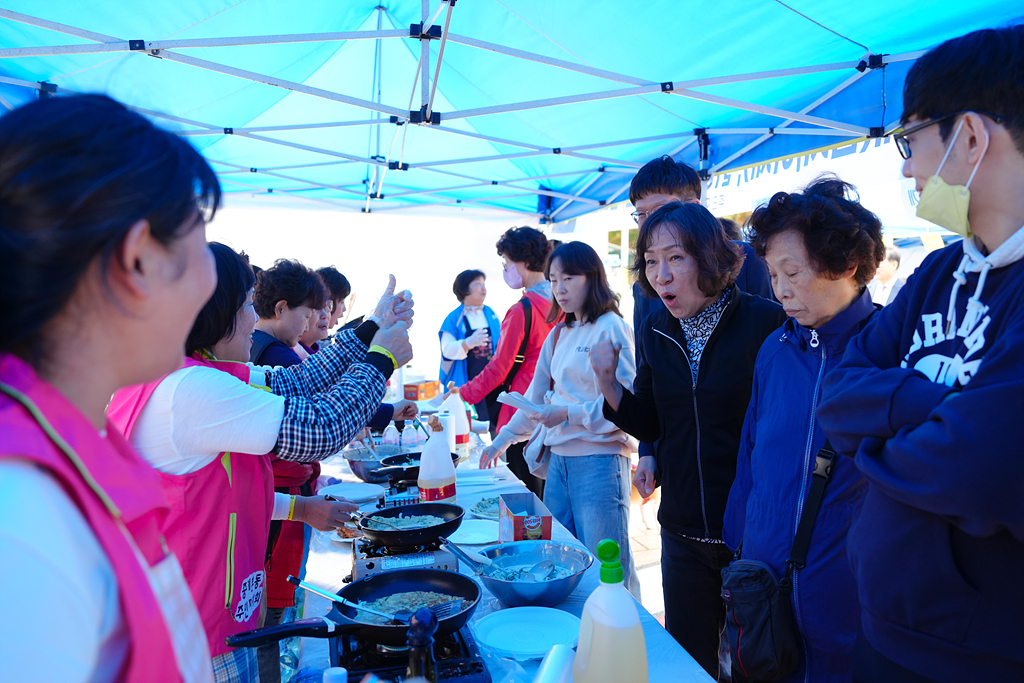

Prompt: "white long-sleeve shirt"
[440,305,488,360]
[492,311,637,457]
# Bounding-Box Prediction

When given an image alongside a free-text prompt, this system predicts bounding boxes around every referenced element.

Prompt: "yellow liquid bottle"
[573,539,648,683]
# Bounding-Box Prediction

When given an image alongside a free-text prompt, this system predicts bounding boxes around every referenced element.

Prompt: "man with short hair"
[818,24,1024,683]
[867,246,906,305]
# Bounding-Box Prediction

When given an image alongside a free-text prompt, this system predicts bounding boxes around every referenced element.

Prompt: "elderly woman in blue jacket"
[723,177,885,683]
[438,269,502,422]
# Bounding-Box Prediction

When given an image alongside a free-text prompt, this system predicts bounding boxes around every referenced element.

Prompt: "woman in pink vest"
[0,95,218,683]
[108,243,413,683]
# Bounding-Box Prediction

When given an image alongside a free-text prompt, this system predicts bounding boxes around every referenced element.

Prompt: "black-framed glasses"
[892,110,1004,160]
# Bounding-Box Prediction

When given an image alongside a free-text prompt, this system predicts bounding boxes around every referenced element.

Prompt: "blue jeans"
[543,452,640,598]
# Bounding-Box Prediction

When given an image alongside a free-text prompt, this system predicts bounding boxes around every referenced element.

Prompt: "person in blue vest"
[723,176,884,683]
[438,269,502,423]
[818,25,1024,683]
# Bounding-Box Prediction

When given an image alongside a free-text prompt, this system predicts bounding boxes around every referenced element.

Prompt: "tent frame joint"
[868,126,886,138]
[410,22,442,40]
[409,106,441,124]
[660,81,674,92]
[856,53,886,72]
[388,161,409,170]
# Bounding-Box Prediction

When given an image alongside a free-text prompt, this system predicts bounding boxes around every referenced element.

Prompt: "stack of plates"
[473,607,581,660]
[317,482,385,504]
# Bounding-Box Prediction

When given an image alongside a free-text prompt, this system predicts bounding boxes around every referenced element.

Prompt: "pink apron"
[0,353,212,683]
[108,355,274,658]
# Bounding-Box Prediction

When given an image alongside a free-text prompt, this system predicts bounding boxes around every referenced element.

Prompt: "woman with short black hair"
[0,94,216,683]
[723,177,884,683]
[592,201,786,678]
[438,269,502,423]
[315,266,351,330]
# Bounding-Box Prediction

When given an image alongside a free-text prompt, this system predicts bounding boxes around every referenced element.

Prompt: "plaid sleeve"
[266,329,368,398]
[271,361,387,462]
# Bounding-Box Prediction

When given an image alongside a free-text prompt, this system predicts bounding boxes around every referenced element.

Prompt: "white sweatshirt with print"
[491,310,636,457]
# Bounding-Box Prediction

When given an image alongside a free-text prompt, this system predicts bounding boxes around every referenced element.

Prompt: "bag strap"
[548,322,564,392]
[784,439,837,579]
[499,296,533,392]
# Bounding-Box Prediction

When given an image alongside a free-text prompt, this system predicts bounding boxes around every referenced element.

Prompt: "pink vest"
[108,355,274,658]
[0,354,187,683]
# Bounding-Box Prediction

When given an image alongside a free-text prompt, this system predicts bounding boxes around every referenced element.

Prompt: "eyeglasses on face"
[630,210,654,224]
[892,110,1004,160]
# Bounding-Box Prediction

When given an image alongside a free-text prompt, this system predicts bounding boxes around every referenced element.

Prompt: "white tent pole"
[0,30,411,58]
[261,160,354,172]
[218,177,356,209]
[0,8,118,42]
[670,89,870,135]
[549,173,601,220]
[176,119,386,135]
[710,68,870,171]
[426,0,454,120]
[372,33,427,200]
[385,168,606,198]
[211,161,368,197]
[420,0,430,109]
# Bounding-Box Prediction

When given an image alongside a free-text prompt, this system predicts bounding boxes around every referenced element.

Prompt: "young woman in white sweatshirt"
[480,241,639,596]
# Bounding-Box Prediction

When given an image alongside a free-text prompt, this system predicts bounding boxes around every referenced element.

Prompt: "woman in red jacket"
[458,227,555,497]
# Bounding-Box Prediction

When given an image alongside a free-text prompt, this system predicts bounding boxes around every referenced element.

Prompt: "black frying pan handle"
[225,617,354,648]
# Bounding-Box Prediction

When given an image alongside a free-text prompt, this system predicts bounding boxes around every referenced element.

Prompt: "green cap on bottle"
[596,538,623,584]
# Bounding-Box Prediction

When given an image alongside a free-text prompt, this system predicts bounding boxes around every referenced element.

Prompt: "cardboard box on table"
[404,381,442,401]
[498,493,552,542]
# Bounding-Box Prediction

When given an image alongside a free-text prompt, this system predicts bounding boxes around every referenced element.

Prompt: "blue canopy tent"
[0,1,1019,222]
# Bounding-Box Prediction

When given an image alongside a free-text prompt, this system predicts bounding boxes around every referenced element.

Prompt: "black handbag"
[721,440,837,681]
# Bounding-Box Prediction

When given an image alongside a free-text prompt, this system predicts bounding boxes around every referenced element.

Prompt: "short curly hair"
[748,175,885,286]
[496,227,550,272]
[631,202,744,298]
[253,259,328,319]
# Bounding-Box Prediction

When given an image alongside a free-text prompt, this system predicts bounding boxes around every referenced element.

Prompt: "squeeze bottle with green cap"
[573,539,648,683]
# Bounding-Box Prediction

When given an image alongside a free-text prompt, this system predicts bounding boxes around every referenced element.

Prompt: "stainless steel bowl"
[341,445,405,483]
[476,540,594,607]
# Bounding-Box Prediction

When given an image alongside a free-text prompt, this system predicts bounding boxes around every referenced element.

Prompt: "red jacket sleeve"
[460,301,525,405]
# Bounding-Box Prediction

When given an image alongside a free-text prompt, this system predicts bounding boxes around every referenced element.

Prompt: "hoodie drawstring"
[946,254,971,337]
[946,252,993,338]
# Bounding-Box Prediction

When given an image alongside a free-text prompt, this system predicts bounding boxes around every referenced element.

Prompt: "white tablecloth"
[297,454,713,683]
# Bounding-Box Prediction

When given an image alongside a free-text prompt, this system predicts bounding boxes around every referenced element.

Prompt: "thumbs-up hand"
[588,330,621,387]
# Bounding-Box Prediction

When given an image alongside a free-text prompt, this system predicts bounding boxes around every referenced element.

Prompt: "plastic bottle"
[440,389,471,462]
[321,667,348,683]
[381,424,400,446]
[573,539,648,683]
[417,417,457,503]
[401,424,419,451]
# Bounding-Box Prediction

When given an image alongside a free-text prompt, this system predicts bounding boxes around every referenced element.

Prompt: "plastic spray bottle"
[417,416,457,503]
[573,539,648,683]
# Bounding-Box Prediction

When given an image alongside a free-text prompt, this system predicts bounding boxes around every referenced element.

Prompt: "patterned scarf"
[679,288,731,385]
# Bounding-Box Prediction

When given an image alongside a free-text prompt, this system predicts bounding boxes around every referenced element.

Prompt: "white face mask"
[915,117,990,239]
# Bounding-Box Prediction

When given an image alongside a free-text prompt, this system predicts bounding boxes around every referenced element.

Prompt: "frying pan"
[369,451,459,481]
[357,502,465,548]
[225,568,481,648]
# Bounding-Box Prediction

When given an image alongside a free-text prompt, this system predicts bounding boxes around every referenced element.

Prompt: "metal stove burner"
[330,626,492,683]
[349,540,459,582]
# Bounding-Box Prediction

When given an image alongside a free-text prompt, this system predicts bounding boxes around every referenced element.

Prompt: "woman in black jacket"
[591,202,785,680]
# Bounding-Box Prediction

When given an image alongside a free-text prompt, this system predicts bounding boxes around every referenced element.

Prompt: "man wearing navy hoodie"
[817,25,1024,683]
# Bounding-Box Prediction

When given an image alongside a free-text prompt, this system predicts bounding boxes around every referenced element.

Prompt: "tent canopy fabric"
[0,1,1020,221]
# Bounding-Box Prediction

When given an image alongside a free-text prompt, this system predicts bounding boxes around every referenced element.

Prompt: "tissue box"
[404,381,442,401]
[499,493,552,542]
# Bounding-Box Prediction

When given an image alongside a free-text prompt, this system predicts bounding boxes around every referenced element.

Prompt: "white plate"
[317,482,384,504]
[473,607,581,660]
[447,519,499,545]
[467,496,500,520]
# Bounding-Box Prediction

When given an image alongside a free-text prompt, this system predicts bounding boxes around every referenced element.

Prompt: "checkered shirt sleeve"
[266,329,387,462]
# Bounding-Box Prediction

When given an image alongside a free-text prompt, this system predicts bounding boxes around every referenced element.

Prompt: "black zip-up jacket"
[605,288,785,539]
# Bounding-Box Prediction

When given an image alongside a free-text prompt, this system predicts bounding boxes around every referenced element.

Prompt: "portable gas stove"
[329,625,492,683]
[377,478,423,508]
[349,539,460,582]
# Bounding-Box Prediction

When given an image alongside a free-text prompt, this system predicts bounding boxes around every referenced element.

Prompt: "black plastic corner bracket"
[661,82,674,92]
[868,127,885,138]
[37,81,57,98]
[224,128,233,135]
[361,207,370,213]
[693,127,707,136]
[266,188,273,193]
[389,115,405,126]
[552,147,562,154]
[388,161,409,170]
[599,200,607,206]
[455,199,462,204]
[491,180,498,185]
[128,39,146,51]
[698,169,711,181]
[369,192,385,199]
[410,23,442,39]
[856,53,887,73]
[768,127,775,135]
[409,109,441,125]
[250,167,258,173]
